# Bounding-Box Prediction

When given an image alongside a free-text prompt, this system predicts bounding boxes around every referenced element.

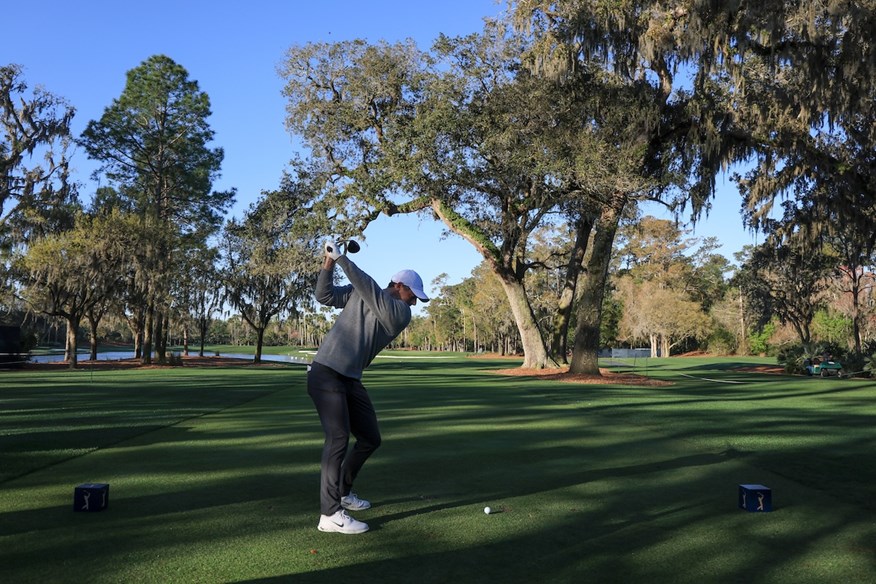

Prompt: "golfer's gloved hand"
[325,241,343,260]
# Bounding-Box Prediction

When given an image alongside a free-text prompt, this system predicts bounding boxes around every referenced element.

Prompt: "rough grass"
[2,355,875,583]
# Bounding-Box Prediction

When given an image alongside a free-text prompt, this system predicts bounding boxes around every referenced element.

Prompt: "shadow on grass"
[0,368,292,483]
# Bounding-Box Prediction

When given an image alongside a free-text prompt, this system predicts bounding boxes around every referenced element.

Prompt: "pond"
[29,351,312,364]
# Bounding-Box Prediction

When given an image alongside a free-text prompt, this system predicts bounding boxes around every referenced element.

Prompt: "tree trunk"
[254,327,265,364]
[850,274,862,354]
[550,287,574,365]
[198,316,209,357]
[125,308,145,359]
[497,276,555,369]
[142,304,154,365]
[569,192,626,375]
[473,319,478,353]
[550,217,594,364]
[88,316,99,361]
[65,315,80,369]
[791,319,812,352]
[661,334,671,358]
[162,311,171,359]
[154,310,167,363]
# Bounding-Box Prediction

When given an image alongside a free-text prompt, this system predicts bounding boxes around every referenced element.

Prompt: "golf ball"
[484,506,491,514]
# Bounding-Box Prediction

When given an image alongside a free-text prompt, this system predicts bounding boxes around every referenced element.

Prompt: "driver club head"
[346,239,361,254]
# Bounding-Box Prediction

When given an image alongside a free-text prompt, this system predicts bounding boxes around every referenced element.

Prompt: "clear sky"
[4,0,761,307]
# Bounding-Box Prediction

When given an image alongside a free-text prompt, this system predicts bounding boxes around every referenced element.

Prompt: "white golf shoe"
[318,510,369,534]
[341,492,372,511]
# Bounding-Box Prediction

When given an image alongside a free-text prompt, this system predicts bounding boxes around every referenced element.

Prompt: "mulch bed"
[491,365,673,386]
[733,364,786,374]
[472,352,672,386]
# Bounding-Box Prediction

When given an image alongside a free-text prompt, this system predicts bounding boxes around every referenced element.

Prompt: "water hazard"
[29,351,312,364]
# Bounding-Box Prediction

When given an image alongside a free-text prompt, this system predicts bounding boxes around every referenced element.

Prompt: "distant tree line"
[1,1,874,372]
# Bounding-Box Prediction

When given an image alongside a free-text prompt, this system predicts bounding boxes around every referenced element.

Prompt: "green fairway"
[2,355,875,583]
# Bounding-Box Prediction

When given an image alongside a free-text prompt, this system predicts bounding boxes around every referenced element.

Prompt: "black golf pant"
[307,362,382,516]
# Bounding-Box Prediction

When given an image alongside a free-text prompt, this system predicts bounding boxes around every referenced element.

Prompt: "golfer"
[308,241,429,534]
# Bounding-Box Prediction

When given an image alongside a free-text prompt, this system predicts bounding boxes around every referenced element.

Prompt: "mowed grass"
[2,355,876,583]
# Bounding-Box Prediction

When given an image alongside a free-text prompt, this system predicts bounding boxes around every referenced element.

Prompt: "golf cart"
[804,357,844,378]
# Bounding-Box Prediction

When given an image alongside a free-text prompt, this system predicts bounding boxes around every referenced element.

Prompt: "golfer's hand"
[324,241,343,260]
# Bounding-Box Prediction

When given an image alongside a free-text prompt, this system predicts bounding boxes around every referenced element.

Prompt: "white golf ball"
[484,506,491,514]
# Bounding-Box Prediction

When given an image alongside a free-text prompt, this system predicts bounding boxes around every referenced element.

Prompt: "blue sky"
[4,0,761,306]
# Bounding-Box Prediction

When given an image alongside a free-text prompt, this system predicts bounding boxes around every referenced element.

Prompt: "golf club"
[326,240,361,256]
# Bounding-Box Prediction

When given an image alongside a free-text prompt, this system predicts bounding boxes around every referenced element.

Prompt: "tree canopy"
[222,186,323,363]
[0,64,77,249]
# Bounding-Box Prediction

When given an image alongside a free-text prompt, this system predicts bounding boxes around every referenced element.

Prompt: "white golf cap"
[391,269,429,302]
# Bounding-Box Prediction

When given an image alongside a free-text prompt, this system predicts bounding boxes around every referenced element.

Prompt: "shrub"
[776,344,808,374]
[810,341,846,362]
[842,352,868,378]
[705,327,737,355]
[748,321,776,355]
[863,354,876,377]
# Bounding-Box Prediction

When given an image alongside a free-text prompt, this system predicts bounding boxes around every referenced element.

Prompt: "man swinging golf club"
[308,240,429,534]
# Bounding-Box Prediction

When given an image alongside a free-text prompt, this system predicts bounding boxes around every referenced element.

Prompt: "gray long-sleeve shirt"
[312,256,412,379]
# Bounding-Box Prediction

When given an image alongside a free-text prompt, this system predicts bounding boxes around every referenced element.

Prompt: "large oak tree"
[17,212,128,367]
[279,26,657,369]
[514,0,875,370]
